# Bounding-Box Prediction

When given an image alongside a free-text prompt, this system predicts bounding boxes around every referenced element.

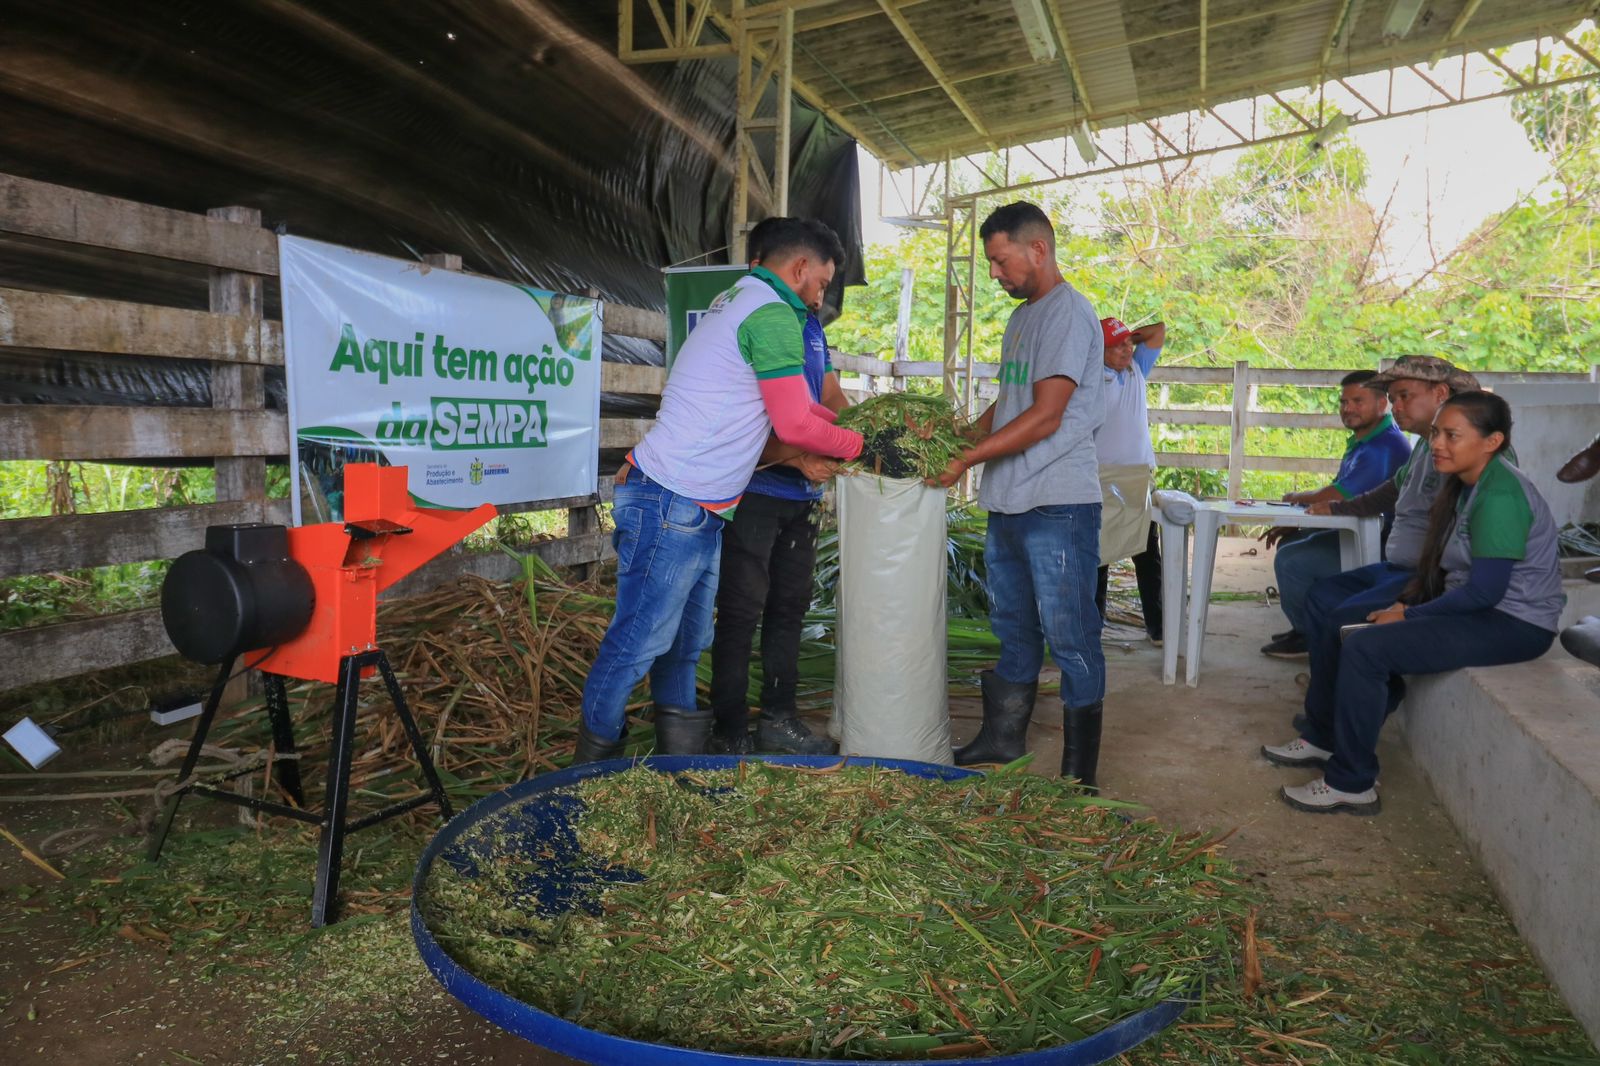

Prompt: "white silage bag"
[830,474,952,764]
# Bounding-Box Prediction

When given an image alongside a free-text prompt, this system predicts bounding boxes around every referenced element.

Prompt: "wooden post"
[894,267,915,363]
[774,6,793,216]
[567,498,600,583]
[1225,360,1250,503]
[566,284,606,581]
[208,207,266,510]
[208,206,266,709]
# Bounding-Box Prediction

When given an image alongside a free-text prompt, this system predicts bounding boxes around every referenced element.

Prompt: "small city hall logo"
[469,457,485,486]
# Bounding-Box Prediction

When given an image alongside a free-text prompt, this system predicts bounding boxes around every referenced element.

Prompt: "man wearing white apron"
[1094,317,1165,644]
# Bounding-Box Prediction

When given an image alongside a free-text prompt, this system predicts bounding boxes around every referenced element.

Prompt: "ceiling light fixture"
[1308,112,1352,151]
[1009,0,1058,61]
[1071,120,1098,164]
[1381,0,1427,39]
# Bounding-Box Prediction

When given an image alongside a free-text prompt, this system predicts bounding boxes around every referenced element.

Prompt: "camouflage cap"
[1368,355,1481,394]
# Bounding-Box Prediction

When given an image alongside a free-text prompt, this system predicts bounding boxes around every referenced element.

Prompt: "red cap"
[1101,317,1131,347]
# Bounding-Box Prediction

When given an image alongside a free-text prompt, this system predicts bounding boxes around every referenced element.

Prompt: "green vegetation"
[424,761,1247,1058]
[837,393,973,479]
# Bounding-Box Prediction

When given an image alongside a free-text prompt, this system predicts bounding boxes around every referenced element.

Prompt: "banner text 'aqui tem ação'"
[279,236,602,522]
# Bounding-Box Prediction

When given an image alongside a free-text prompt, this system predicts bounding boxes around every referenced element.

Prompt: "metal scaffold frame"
[902,30,1600,399]
[941,179,975,409]
[617,0,872,260]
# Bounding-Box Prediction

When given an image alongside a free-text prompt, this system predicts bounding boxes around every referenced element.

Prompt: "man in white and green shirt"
[575,220,863,763]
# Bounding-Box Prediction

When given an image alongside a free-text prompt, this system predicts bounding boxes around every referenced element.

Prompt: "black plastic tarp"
[0,0,863,421]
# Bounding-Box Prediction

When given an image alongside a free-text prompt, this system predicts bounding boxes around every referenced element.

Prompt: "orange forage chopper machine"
[150,465,496,925]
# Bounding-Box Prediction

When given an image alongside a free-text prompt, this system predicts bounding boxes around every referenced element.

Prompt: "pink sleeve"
[810,402,838,424]
[758,375,863,459]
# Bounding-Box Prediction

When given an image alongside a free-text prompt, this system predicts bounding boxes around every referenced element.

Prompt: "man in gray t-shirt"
[976,280,1105,512]
[927,202,1107,788]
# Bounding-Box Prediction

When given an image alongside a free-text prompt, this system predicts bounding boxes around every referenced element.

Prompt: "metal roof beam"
[873,0,997,149]
[619,1,901,163]
[1043,0,1095,116]
[995,4,1599,145]
[1431,0,1488,61]
[935,47,1600,203]
[792,0,934,32]
[1074,0,1328,61]
[1320,0,1356,70]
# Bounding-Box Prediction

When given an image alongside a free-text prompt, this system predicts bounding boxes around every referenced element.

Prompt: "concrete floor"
[952,537,1473,906]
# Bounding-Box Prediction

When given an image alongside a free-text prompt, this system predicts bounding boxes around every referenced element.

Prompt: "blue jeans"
[1302,562,1414,726]
[985,504,1105,708]
[1274,529,1345,634]
[580,469,722,740]
[1304,609,1553,792]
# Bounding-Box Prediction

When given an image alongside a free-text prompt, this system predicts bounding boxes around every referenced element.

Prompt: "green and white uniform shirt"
[631,267,808,515]
[1441,453,1566,632]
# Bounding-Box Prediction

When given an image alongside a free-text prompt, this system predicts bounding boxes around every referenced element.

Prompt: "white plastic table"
[1157,501,1382,687]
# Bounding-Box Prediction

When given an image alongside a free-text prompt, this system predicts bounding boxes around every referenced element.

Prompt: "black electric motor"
[161,524,315,665]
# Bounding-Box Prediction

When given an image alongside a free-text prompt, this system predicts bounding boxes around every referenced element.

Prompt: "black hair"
[1402,391,1514,605]
[978,201,1055,251]
[1341,369,1381,389]
[746,216,786,264]
[803,219,847,271]
[746,216,843,267]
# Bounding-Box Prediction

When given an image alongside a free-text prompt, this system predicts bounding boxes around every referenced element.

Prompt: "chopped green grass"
[422,761,1248,1058]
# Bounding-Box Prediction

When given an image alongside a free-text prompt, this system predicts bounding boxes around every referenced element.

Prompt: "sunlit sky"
[857,44,1560,286]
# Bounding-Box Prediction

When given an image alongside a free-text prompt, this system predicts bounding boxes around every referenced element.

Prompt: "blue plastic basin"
[411,754,1189,1065]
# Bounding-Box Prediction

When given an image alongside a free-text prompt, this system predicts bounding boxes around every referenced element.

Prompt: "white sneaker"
[1260,737,1332,768]
[1280,776,1380,815]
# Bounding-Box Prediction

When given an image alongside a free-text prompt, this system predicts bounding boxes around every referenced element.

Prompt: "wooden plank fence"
[3,171,1594,691]
[0,173,664,691]
[832,354,1600,497]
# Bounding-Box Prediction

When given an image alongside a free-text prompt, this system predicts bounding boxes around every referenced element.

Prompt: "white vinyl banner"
[279,236,602,523]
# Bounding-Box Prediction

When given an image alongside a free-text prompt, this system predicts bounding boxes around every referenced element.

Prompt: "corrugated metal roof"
[785,0,1596,167]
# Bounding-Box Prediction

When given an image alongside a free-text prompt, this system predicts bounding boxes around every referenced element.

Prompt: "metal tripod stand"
[147,648,452,926]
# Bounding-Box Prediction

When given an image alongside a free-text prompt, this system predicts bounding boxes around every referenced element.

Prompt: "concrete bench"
[1402,574,1600,1045]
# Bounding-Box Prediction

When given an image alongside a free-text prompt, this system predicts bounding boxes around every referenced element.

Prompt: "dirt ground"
[2,539,1594,1064]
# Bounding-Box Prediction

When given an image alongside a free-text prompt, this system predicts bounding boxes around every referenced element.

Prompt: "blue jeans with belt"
[985,503,1105,708]
[580,467,722,741]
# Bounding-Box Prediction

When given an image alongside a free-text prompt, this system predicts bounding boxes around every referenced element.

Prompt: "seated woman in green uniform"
[1260,390,1565,814]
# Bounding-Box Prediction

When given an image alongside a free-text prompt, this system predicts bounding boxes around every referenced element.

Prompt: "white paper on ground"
[3,717,61,769]
[832,475,953,765]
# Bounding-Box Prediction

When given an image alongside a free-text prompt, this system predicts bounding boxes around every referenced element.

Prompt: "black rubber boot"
[953,670,1038,766]
[654,705,713,755]
[756,711,837,755]
[572,724,627,766]
[755,676,836,755]
[1061,701,1103,790]
[708,724,755,755]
